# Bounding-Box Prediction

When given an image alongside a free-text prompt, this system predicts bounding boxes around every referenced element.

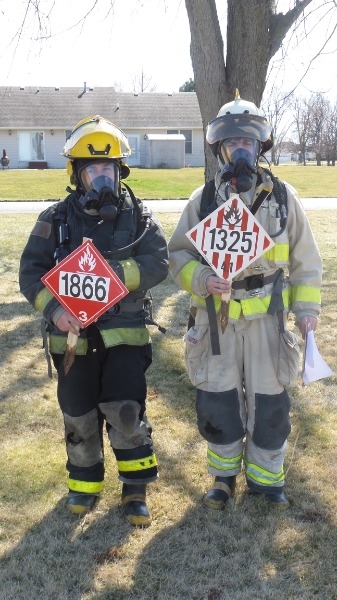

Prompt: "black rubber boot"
[248,489,290,511]
[265,492,290,511]
[121,483,151,526]
[65,492,100,515]
[203,476,236,510]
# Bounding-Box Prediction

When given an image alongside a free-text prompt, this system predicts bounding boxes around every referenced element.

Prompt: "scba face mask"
[220,138,260,192]
[78,161,121,221]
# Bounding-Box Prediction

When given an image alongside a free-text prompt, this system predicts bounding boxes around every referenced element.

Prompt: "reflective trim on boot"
[203,476,236,510]
[121,483,151,527]
[65,491,100,515]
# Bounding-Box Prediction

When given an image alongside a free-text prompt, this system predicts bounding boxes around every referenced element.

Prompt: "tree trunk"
[226,0,271,106]
[184,0,315,181]
[185,0,226,180]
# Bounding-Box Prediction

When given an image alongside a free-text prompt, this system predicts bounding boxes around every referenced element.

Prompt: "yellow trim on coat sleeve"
[262,243,289,262]
[119,258,140,291]
[34,287,55,314]
[291,285,321,304]
[180,261,200,293]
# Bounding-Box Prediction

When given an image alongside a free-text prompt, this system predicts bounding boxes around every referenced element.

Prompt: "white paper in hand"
[302,330,333,384]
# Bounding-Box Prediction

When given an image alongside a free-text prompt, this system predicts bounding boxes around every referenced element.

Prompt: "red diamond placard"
[186,194,275,280]
[41,240,129,326]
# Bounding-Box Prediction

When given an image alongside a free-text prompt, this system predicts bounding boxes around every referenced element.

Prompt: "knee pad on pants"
[196,388,244,444]
[101,400,150,449]
[64,409,103,467]
[253,390,291,450]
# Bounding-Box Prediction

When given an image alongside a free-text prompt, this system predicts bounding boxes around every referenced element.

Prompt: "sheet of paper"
[302,330,333,384]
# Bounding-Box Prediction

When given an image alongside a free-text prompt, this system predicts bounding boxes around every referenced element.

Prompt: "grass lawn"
[0,164,337,201]
[0,210,336,599]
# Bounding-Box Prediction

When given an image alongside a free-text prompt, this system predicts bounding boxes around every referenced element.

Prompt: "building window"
[167,129,192,154]
[19,132,45,161]
[180,130,192,154]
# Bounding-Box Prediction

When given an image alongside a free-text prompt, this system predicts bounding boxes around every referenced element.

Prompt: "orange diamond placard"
[41,240,128,326]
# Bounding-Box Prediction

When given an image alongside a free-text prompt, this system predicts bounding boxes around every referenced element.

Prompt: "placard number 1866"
[59,271,110,302]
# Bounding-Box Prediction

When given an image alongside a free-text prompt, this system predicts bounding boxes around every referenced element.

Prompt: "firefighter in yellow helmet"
[168,93,322,511]
[19,116,168,526]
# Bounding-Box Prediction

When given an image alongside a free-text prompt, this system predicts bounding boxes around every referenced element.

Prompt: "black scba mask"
[83,175,121,221]
[220,142,259,193]
[78,161,121,221]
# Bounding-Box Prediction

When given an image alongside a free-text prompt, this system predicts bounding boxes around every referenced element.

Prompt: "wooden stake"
[63,326,80,375]
[220,291,231,333]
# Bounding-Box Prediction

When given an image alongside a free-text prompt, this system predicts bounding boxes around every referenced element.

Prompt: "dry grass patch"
[0,212,336,600]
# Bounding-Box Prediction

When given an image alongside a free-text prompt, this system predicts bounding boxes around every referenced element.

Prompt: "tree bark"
[185,0,227,179]
[184,0,316,180]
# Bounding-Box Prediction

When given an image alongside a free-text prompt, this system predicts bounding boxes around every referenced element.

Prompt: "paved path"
[1,197,337,214]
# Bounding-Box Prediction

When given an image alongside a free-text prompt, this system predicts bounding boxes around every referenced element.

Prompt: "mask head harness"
[206,91,273,193]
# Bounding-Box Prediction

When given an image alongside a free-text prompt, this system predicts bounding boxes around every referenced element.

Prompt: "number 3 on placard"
[78,311,88,323]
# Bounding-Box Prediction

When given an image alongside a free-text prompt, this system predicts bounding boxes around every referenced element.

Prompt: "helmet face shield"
[220,138,260,171]
[206,113,273,156]
[78,160,119,196]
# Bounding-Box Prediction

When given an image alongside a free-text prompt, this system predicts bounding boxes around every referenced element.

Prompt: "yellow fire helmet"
[63,115,131,160]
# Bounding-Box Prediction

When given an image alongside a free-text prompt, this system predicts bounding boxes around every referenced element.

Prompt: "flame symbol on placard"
[224,204,242,225]
[78,248,96,272]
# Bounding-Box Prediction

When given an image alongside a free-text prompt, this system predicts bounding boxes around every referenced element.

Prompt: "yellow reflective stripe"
[180,260,200,293]
[100,327,150,348]
[262,243,289,262]
[68,479,104,494]
[120,258,140,291]
[191,293,222,312]
[117,455,158,472]
[191,289,292,322]
[34,287,54,314]
[240,289,290,317]
[207,448,243,471]
[291,285,321,304]
[228,299,242,320]
[245,461,284,486]
[50,328,150,354]
[49,335,88,355]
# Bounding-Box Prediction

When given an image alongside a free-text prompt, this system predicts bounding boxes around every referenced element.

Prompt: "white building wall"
[0,126,206,169]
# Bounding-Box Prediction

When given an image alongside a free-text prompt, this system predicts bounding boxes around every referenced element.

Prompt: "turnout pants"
[186,314,291,493]
[52,325,157,496]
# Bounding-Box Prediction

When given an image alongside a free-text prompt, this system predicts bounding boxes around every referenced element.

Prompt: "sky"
[0,0,337,101]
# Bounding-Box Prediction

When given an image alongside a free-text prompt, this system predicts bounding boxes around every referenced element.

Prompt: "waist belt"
[206,269,283,357]
[232,273,277,291]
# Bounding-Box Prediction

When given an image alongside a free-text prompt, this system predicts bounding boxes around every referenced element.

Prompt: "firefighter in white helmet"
[168,92,322,510]
[19,116,168,526]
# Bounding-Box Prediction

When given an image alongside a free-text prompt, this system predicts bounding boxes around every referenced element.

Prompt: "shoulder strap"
[251,170,288,238]
[52,198,71,263]
[198,179,221,355]
[268,171,288,238]
[199,179,216,221]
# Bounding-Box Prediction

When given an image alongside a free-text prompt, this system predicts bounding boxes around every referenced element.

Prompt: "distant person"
[19,116,168,526]
[168,93,322,511]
